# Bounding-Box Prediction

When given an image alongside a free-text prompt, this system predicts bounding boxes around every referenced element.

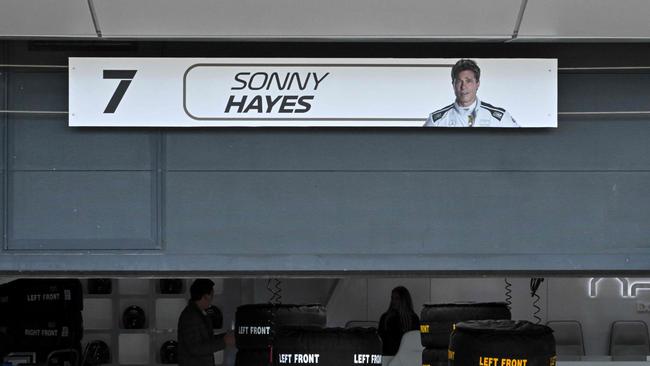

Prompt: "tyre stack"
[449,320,556,366]
[420,303,511,366]
[273,327,382,366]
[235,304,327,366]
[0,279,84,363]
[0,283,10,361]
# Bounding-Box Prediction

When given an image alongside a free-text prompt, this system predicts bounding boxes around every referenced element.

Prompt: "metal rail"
[1,65,650,71]
[0,110,68,115]
[0,64,648,117]
[1,110,649,117]
[0,64,67,68]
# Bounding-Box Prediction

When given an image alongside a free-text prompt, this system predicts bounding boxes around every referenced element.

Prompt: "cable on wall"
[530,277,544,324]
[267,278,282,304]
[504,278,512,310]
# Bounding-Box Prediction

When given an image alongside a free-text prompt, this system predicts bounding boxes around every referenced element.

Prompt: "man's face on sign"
[453,70,480,107]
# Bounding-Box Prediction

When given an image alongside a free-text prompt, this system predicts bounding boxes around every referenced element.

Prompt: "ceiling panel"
[94,0,521,39]
[0,0,96,38]
[519,0,650,39]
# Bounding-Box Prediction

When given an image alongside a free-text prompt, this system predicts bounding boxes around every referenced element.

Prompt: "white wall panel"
[93,0,520,39]
[0,0,96,37]
[326,278,369,328]
[519,0,650,39]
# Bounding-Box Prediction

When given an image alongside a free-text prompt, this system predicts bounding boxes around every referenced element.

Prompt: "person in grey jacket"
[178,279,234,366]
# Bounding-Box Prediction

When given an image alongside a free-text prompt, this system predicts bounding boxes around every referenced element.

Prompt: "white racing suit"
[424,98,518,127]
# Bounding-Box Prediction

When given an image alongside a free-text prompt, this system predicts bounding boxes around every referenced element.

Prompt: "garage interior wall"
[2,275,644,362]
[326,276,650,356]
[0,41,649,273]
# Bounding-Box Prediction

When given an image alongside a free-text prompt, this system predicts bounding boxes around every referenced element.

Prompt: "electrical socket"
[636,302,650,313]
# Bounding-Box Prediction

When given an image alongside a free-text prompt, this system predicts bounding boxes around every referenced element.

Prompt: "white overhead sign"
[69,58,557,128]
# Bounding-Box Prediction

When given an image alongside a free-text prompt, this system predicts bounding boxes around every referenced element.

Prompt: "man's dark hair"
[451,59,481,82]
[190,279,215,301]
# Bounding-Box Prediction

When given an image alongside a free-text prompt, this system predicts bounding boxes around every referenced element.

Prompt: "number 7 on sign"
[103,70,137,113]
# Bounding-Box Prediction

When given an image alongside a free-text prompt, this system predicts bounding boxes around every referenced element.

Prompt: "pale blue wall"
[0,41,649,273]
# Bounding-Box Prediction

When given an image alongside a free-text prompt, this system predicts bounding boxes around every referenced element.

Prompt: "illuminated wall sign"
[588,278,650,298]
[69,57,557,128]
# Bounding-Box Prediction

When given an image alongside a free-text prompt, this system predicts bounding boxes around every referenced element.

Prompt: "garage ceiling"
[0,0,649,40]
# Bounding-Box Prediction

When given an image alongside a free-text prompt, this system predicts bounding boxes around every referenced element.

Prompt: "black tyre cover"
[449,320,556,366]
[236,349,273,366]
[9,311,83,350]
[420,303,511,348]
[0,328,10,360]
[0,283,12,316]
[423,348,450,366]
[44,344,83,366]
[273,327,382,366]
[0,279,83,313]
[235,304,326,349]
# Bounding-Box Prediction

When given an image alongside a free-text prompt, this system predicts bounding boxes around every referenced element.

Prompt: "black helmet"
[83,340,111,365]
[206,305,223,329]
[159,279,184,294]
[87,279,112,294]
[160,340,178,364]
[122,305,146,329]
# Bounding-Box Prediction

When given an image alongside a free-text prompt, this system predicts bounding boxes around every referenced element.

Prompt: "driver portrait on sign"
[425,59,518,128]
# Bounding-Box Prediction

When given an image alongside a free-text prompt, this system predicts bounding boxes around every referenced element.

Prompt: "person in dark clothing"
[378,286,420,356]
[178,279,235,366]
